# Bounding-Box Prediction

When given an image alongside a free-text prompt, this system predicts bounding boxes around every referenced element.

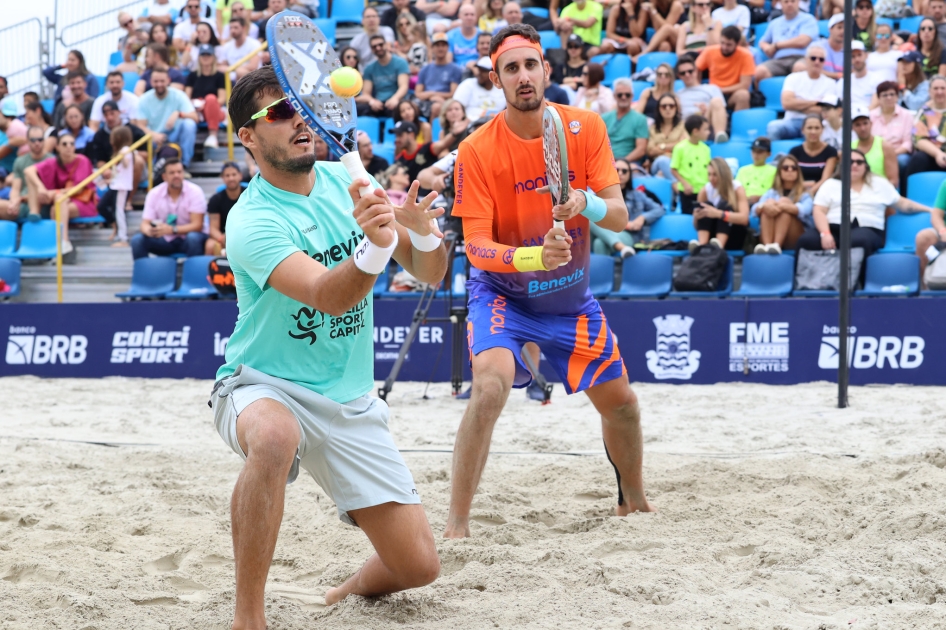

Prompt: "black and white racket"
[267,10,372,197]
[542,106,569,261]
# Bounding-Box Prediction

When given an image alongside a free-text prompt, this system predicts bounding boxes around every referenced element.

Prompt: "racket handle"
[553,220,565,241]
[340,152,375,198]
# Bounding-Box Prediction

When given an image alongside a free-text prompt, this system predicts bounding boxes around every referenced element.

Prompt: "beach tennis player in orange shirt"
[444,24,655,538]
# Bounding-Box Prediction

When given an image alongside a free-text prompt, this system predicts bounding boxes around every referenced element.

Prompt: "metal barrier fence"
[0,18,51,102]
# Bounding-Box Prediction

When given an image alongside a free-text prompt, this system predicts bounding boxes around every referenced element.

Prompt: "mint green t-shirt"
[217,162,381,403]
[670,139,711,193]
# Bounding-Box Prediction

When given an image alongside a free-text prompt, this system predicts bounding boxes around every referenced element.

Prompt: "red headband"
[489,35,544,70]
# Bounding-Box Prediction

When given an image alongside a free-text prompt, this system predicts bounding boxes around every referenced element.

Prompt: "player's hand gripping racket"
[267,11,373,197]
[542,106,569,265]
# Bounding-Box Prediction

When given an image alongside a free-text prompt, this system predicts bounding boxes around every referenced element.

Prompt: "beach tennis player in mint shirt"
[211,66,447,627]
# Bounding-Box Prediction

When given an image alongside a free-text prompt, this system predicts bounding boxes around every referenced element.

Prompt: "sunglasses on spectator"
[616,167,630,173]
[780,165,797,171]
[660,103,676,108]
[615,92,632,98]
[243,96,296,127]
[122,19,134,27]
[877,32,891,39]
[371,43,386,49]
[28,137,44,143]
[568,44,582,49]
[59,141,75,147]
[851,159,867,165]
[808,56,825,62]
[656,71,672,77]
[678,68,694,75]
[694,2,711,6]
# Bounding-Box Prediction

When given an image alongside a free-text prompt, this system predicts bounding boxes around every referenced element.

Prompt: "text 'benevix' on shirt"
[111,325,191,363]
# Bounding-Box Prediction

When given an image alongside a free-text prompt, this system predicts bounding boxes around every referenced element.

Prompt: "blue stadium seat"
[0,221,16,257]
[165,255,219,299]
[612,253,672,298]
[592,54,632,87]
[538,30,560,51]
[670,254,733,298]
[589,253,615,297]
[752,22,768,45]
[732,254,794,297]
[636,52,677,74]
[214,182,249,193]
[729,108,777,144]
[648,215,698,255]
[314,18,337,46]
[0,258,21,299]
[631,81,651,102]
[876,17,896,30]
[115,257,178,300]
[899,15,923,34]
[13,220,58,259]
[109,51,124,70]
[374,143,395,164]
[357,116,382,144]
[818,19,830,38]
[122,72,140,89]
[41,99,54,115]
[905,171,946,207]
[856,253,920,296]
[758,76,785,112]
[635,176,673,211]
[331,0,365,23]
[524,7,550,17]
[70,216,105,226]
[431,116,441,141]
[879,212,932,253]
[373,265,390,296]
[711,142,753,169]
[769,139,801,156]
[95,75,106,94]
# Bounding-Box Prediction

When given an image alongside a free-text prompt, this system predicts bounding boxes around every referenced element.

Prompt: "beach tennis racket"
[267,11,373,197]
[542,106,569,263]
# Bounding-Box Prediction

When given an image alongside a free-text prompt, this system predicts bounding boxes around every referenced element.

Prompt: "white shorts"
[211,365,421,526]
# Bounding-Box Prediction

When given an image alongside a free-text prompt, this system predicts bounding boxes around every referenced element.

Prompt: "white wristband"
[353,230,398,275]
[407,227,442,252]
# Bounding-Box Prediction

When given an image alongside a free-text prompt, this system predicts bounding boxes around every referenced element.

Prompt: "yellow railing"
[53,133,154,303]
[225,41,269,162]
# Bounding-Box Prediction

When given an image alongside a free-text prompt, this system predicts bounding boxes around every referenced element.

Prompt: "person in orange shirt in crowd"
[694,25,755,111]
[444,24,655,540]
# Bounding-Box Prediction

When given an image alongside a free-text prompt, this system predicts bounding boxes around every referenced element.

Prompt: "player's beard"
[506,79,545,113]
[259,131,317,174]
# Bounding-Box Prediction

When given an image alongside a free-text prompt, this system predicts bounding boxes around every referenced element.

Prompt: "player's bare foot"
[443,518,471,539]
[616,491,657,516]
[324,586,346,606]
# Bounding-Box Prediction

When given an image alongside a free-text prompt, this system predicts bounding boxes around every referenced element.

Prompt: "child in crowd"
[670,114,711,215]
[736,137,777,206]
[819,94,843,149]
[107,126,134,247]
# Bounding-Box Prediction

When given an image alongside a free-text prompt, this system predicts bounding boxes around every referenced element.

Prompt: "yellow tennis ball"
[330,67,363,98]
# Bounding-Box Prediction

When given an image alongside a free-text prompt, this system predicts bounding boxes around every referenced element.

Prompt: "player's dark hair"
[489,23,541,59]
[228,65,284,157]
[684,114,707,134]
[720,25,742,43]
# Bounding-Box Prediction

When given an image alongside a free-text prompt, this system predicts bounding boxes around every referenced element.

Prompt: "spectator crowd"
[1,0,946,290]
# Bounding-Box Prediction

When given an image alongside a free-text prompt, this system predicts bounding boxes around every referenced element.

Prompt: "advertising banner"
[1,298,942,386]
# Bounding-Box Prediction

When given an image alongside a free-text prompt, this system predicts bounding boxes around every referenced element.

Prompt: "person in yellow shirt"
[558,0,605,56]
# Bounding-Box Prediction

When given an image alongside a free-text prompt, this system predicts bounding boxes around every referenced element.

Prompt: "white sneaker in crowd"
[767,243,782,255]
[753,243,767,255]
[204,134,219,148]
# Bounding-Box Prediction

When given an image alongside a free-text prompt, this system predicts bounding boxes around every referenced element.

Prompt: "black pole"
[838,4,853,408]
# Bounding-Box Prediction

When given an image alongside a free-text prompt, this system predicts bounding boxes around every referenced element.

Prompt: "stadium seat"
[732,254,794,297]
[879,212,932,253]
[729,108,777,144]
[357,116,382,144]
[758,76,785,112]
[524,6,549,17]
[635,176,673,211]
[41,99,54,115]
[591,54,631,87]
[108,51,124,70]
[589,253,615,297]
[0,258,21,299]
[818,19,830,38]
[648,215,698,255]
[13,220,58,259]
[905,171,946,207]
[856,253,920,296]
[636,52,677,73]
[899,15,923,33]
[314,18,337,46]
[70,216,106,226]
[331,0,365,23]
[373,265,390,296]
[769,139,801,156]
[752,22,768,44]
[876,17,896,30]
[631,81,651,101]
[165,255,219,299]
[374,143,395,164]
[122,71,140,89]
[611,253,673,298]
[710,142,753,169]
[670,254,733,297]
[115,257,178,300]
[0,221,16,257]
[538,30,560,51]
[431,116,441,141]
[214,182,249,193]
[95,75,106,94]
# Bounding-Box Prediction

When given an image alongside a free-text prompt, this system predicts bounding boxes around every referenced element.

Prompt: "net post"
[838,2,853,408]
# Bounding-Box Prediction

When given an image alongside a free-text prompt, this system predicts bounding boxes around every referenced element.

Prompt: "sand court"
[2,376,946,629]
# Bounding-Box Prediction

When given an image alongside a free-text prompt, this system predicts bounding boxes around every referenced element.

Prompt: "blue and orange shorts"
[466,282,627,395]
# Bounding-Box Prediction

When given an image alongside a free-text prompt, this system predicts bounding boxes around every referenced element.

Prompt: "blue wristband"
[579,189,607,224]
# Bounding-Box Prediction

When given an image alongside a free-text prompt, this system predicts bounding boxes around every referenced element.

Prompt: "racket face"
[542,106,569,206]
[268,11,356,157]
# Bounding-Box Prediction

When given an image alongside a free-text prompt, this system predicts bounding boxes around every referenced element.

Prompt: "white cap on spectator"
[828,13,844,29]
[475,56,492,70]
[851,40,865,52]
[852,105,870,120]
